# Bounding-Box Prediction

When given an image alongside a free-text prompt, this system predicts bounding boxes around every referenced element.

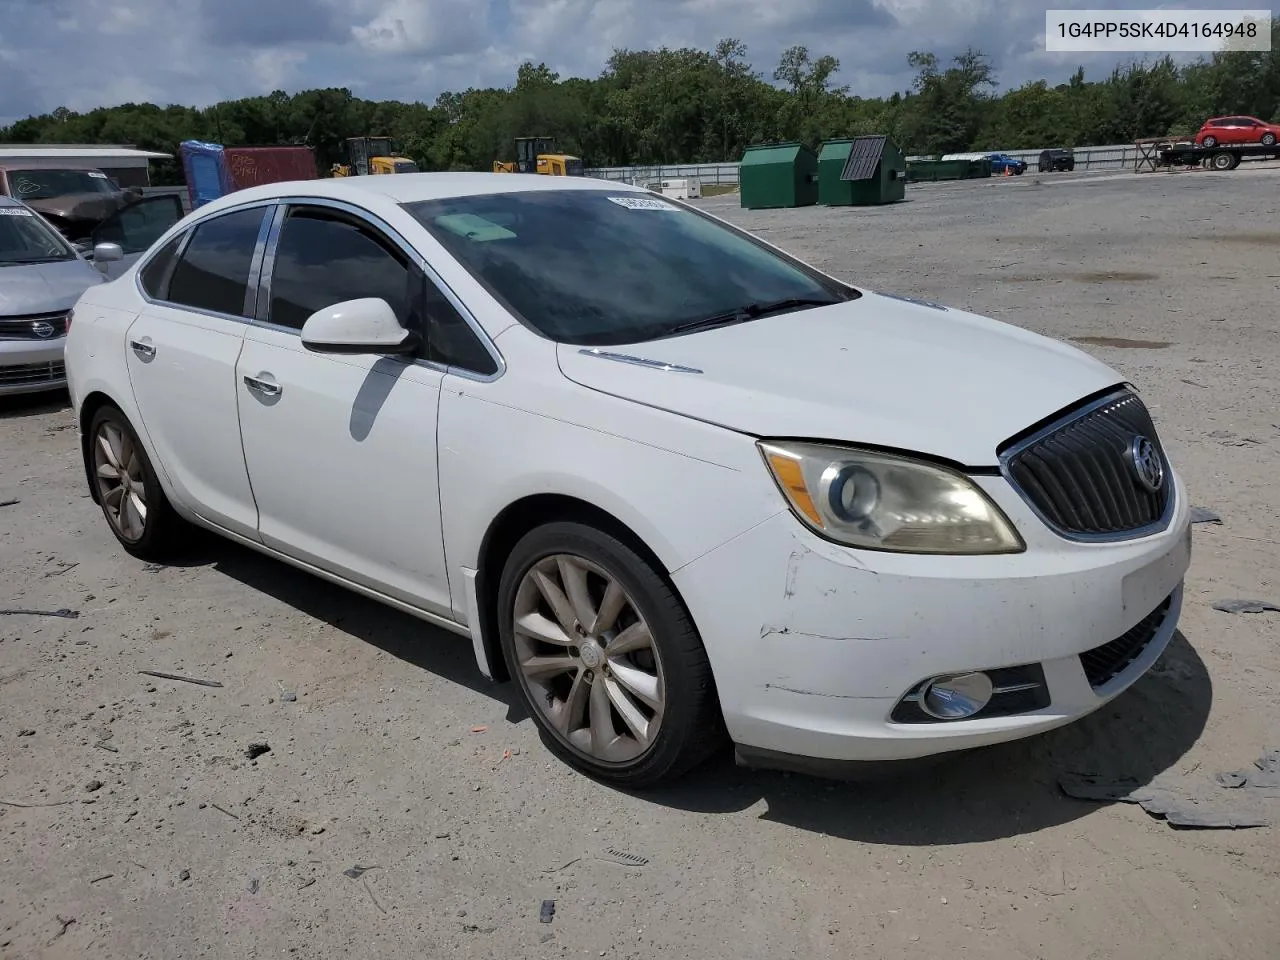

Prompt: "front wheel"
[497,521,724,787]
[88,406,188,560]
[1262,132,1277,147]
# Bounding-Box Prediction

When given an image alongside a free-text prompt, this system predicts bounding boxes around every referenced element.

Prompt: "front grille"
[1079,595,1172,689]
[0,312,69,341]
[0,361,66,386]
[1002,390,1172,539]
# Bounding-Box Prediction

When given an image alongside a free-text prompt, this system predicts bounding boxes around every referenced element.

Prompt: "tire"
[87,405,188,561]
[1210,151,1239,171]
[1202,135,1218,148]
[497,521,724,787]
[1262,132,1277,146]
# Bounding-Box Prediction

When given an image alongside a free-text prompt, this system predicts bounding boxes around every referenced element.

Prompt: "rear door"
[123,203,270,539]
[90,195,185,279]
[1223,118,1251,144]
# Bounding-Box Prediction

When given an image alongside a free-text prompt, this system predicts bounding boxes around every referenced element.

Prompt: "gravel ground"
[2,165,1279,960]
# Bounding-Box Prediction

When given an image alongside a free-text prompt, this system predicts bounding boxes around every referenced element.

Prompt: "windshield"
[404,190,855,345]
[0,206,76,264]
[6,169,115,200]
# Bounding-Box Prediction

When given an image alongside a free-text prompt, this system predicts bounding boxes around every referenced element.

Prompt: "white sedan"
[65,173,1191,786]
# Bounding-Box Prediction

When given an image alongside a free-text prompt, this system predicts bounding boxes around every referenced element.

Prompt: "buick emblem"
[1128,436,1164,493]
[32,320,55,339]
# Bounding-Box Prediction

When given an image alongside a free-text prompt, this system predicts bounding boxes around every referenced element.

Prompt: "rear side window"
[167,207,265,317]
[139,233,183,300]
[267,208,409,331]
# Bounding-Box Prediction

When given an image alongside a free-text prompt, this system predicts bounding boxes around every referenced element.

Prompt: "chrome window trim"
[253,195,505,384]
[997,386,1176,544]
[242,204,279,320]
[132,199,277,327]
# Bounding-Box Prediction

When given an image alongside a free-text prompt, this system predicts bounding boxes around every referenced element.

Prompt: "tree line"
[2,20,1277,186]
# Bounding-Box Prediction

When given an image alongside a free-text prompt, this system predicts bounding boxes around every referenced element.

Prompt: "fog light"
[920,672,993,720]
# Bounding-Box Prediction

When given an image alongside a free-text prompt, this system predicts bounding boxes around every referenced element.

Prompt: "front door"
[235,203,451,614]
[91,195,185,279]
[123,204,268,540]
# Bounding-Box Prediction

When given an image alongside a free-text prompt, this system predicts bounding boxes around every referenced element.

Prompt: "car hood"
[0,258,104,315]
[26,192,123,224]
[555,291,1124,466]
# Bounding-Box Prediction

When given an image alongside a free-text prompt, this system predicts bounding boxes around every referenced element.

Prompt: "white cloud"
[352,0,492,55]
[0,0,1258,125]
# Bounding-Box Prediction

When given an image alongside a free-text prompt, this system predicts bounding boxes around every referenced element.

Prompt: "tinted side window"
[139,233,183,300]
[425,283,497,375]
[167,208,265,317]
[268,209,409,331]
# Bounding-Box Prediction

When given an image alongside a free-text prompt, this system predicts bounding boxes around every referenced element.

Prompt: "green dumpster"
[966,158,992,179]
[818,135,907,206]
[906,159,971,182]
[739,141,818,210]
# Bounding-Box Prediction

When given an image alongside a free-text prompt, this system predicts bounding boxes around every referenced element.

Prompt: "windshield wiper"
[663,297,842,336]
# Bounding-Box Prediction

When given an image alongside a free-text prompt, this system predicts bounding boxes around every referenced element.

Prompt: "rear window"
[404,190,853,346]
[4,169,113,200]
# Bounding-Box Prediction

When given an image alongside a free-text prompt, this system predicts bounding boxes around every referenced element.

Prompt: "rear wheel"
[88,406,188,561]
[1210,151,1240,171]
[497,521,724,787]
[1202,135,1218,148]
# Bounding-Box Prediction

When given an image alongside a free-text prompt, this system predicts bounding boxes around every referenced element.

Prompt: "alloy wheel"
[511,553,666,764]
[93,419,148,541]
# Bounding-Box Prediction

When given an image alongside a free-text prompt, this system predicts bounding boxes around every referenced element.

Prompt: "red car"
[1194,115,1280,148]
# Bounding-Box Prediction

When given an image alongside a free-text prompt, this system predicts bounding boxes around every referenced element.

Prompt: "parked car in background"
[1039,148,1076,172]
[987,152,1026,175]
[0,166,145,246]
[65,174,1190,786]
[1194,116,1280,148]
[0,196,108,396]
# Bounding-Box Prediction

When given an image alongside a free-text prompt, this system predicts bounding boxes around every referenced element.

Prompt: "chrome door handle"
[129,338,156,359]
[243,374,281,397]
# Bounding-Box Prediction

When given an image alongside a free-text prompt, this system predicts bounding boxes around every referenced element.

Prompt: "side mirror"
[92,242,123,275]
[300,298,419,355]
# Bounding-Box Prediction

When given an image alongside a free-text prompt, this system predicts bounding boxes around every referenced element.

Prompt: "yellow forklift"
[493,137,585,176]
[331,137,419,177]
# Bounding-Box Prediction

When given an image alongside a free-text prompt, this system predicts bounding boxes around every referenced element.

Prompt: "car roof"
[193,171,643,218]
[0,165,105,172]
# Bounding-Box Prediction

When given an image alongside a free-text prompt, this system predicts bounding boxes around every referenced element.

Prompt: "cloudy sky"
[0,0,1255,123]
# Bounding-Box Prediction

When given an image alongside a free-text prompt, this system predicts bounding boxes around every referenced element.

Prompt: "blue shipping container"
[178,140,234,209]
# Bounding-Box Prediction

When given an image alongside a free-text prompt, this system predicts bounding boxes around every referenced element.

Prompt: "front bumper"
[672,470,1191,765]
[0,338,67,396]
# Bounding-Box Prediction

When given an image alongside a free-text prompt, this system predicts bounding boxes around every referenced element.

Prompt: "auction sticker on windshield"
[0,207,34,216]
[607,196,680,211]
[88,171,109,179]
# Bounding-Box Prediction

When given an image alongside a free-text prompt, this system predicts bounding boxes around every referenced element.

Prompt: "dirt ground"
[3,165,1279,960]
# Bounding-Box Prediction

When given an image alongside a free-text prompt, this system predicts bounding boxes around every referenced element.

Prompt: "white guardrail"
[584,144,1142,185]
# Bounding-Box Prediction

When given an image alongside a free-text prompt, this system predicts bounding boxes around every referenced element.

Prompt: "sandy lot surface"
[3,165,1279,960]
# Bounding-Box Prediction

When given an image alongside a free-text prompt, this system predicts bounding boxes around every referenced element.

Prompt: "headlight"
[759,441,1024,555]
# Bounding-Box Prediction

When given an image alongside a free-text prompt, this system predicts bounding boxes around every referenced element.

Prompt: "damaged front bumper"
[671,472,1191,770]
